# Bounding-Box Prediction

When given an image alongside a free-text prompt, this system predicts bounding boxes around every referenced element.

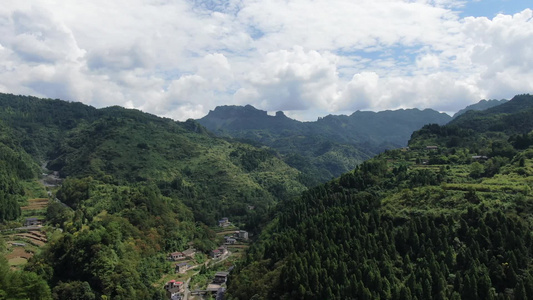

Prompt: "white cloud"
[8,7,85,64]
[0,1,531,121]
[416,54,440,71]
[236,46,338,111]
[455,9,533,99]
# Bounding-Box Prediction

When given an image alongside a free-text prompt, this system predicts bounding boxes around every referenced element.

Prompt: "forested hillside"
[227,94,533,300]
[0,93,306,299]
[0,93,305,227]
[198,105,451,184]
[0,121,38,222]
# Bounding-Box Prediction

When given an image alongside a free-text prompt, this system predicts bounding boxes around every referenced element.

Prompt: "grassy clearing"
[8,257,27,267]
[21,180,49,199]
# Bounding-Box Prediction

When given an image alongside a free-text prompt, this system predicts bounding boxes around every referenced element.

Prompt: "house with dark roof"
[175,262,191,274]
[24,218,42,226]
[224,236,237,244]
[213,272,229,284]
[218,217,230,227]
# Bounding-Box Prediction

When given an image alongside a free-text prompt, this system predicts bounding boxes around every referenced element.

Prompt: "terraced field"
[21,198,49,211]
[3,197,50,269]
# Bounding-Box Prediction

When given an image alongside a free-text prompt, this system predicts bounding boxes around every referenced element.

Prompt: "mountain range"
[199,105,455,184]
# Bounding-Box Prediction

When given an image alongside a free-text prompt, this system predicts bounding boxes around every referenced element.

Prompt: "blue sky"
[0,0,532,121]
[460,0,531,17]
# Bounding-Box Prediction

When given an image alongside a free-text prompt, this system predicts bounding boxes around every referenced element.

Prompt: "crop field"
[21,198,49,211]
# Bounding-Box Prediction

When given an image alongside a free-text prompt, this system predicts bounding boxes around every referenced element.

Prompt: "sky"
[0,0,532,121]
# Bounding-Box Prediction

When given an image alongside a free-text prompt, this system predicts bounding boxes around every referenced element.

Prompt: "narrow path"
[183,277,192,300]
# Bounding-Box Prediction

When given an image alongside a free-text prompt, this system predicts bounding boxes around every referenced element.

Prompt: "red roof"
[176,281,183,284]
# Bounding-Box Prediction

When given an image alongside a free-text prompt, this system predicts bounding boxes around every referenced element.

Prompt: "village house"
[168,252,185,261]
[224,236,237,245]
[182,248,196,259]
[175,262,191,274]
[24,217,42,226]
[211,246,227,258]
[219,246,227,255]
[238,230,249,240]
[426,146,438,150]
[218,217,230,227]
[213,272,229,284]
[211,249,222,259]
[164,280,184,300]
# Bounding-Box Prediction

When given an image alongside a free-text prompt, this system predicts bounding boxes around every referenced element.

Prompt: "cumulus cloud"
[8,7,85,64]
[236,47,338,111]
[332,71,480,113]
[0,1,532,121]
[461,9,533,98]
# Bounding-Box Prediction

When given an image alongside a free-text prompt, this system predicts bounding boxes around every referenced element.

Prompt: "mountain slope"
[410,94,533,152]
[198,105,451,184]
[227,94,533,300]
[0,93,306,226]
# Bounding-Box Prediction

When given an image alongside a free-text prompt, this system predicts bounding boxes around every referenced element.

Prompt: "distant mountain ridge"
[449,94,533,135]
[452,99,508,118]
[199,104,303,133]
[198,105,452,184]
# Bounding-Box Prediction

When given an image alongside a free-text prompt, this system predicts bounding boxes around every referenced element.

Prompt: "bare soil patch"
[5,245,33,260]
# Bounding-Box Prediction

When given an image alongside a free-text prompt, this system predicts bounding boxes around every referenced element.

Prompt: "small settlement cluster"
[163,217,248,300]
